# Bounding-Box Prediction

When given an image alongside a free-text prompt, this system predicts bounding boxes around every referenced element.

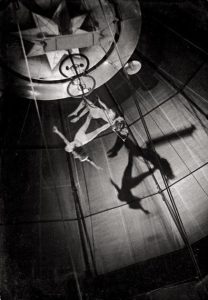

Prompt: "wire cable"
[128,81,202,279]
[16,100,32,146]
[99,3,202,277]
[60,101,98,277]
[13,5,83,299]
[98,0,124,68]
[135,74,208,198]
[1,159,208,227]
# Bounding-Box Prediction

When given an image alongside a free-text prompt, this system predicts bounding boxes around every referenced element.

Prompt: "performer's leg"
[80,114,92,131]
[69,107,89,123]
[67,100,86,118]
[96,97,116,121]
[69,98,95,119]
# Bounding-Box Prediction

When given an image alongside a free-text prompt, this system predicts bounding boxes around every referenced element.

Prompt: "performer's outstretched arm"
[67,100,86,117]
[53,126,102,169]
[69,108,89,123]
[68,101,90,124]
[53,126,70,146]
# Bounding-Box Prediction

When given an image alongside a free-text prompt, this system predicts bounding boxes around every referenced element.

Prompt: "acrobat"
[68,96,116,123]
[68,96,129,140]
[53,125,104,170]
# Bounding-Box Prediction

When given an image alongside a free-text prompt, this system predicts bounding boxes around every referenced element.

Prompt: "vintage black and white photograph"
[1,0,208,299]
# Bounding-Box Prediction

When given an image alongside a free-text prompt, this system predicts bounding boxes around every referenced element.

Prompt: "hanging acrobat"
[68,96,129,141]
[53,96,129,169]
[53,125,103,170]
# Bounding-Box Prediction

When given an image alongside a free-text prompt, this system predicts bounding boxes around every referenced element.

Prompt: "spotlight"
[124,60,142,75]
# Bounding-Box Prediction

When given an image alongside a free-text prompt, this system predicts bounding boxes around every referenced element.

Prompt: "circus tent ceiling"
[0,0,141,99]
[1,1,208,299]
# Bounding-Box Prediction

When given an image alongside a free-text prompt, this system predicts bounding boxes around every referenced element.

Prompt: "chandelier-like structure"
[0,0,141,100]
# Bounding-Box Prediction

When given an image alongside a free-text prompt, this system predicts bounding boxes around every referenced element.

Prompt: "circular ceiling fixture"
[124,60,142,75]
[0,0,142,100]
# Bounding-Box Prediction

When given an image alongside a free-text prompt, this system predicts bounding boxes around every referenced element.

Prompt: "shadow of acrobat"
[108,136,175,180]
[111,153,155,214]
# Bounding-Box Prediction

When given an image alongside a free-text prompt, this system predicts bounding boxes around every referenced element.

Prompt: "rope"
[67,51,93,100]
[109,22,203,275]
[132,90,202,279]
[1,159,208,227]
[16,100,32,146]
[60,101,98,277]
[98,0,124,68]
[134,53,208,197]
[134,49,208,121]
[126,75,202,277]
[138,93,208,200]
[81,162,97,272]
[13,5,83,298]
[99,4,202,276]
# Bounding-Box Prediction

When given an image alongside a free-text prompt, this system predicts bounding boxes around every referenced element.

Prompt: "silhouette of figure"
[111,153,155,214]
[108,136,174,180]
[108,125,196,179]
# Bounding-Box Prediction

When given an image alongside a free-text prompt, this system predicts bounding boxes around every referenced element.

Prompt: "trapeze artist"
[53,96,129,169]
[68,96,129,141]
[53,126,102,170]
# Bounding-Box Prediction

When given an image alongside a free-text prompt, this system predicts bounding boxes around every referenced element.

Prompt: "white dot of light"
[28,89,40,97]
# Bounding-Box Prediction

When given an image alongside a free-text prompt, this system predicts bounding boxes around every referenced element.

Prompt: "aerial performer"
[53,125,102,170]
[68,96,129,141]
[53,96,128,168]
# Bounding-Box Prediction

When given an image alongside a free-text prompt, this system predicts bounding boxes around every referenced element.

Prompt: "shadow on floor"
[111,152,154,214]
